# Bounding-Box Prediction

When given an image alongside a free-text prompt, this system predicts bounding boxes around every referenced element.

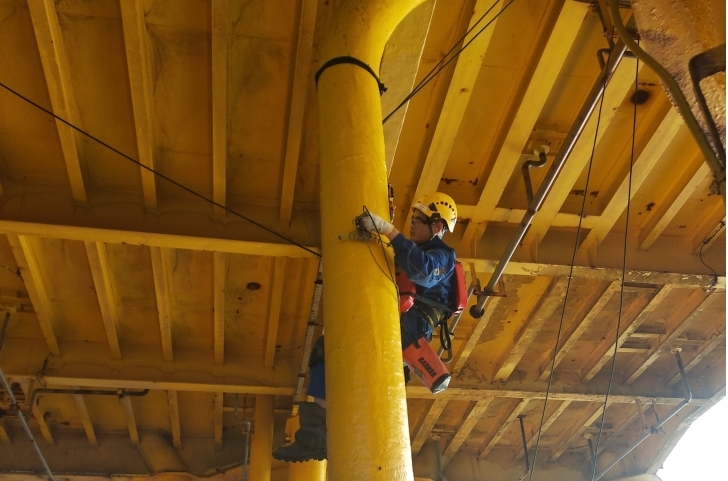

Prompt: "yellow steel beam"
[279,0,318,224]
[32,400,54,445]
[639,152,709,250]
[213,252,226,365]
[316,1,426,479]
[150,247,174,362]
[491,278,562,382]
[0,217,318,259]
[522,60,643,256]
[623,292,714,385]
[380,0,435,174]
[407,386,699,406]
[451,297,502,377]
[119,0,158,211]
[214,392,223,449]
[249,395,273,481]
[4,340,296,396]
[120,395,139,447]
[6,235,60,355]
[549,402,605,462]
[211,0,229,218]
[667,329,726,387]
[539,280,622,381]
[27,0,86,204]
[581,285,675,381]
[441,398,493,468]
[459,258,724,290]
[691,202,726,254]
[404,0,506,229]
[512,400,572,461]
[264,258,286,367]
[462,0,588,244]
[84,242,122,359]
[167,390,181,448]
[579,109,685,262]
[480,206,597,230]
[478,398,530,459]
[0,418,10,443]
[411,397,448,457]
[73,391,98,446]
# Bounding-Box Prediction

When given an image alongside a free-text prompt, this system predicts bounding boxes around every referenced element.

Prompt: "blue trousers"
[306,311,432,400]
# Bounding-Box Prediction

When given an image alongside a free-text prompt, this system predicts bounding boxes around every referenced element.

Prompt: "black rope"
[315,56,387,95]
[527,30,616,481]
[382,0,517,124]
[698,220,725,289]
[0,81,321,259]
[589,48,640,481]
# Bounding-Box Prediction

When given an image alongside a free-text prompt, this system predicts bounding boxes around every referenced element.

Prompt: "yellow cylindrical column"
[287,415,327,481]
[317,1,424,480]
[248,395,274,481]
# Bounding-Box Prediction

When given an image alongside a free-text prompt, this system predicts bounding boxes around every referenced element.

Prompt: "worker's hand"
[360,211,394,236]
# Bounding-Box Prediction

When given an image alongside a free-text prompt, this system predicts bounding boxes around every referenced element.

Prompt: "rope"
[0,81,322,259]
[526,29,616,481]
[382,0,517,124]
[589,46,640,481]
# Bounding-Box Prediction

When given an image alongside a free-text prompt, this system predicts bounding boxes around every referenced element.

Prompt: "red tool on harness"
[396,263,468,393]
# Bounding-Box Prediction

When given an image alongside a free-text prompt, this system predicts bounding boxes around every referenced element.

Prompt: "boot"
[272,402,327,462]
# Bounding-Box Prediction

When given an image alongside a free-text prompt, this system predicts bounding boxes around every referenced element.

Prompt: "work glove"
[360,211,394,236]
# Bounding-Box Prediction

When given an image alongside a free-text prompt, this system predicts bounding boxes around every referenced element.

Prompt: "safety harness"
[396,261,467,360]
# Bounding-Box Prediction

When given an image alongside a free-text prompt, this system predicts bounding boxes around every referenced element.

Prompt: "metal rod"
[26,388,149,416]
[594,350,692,480]
[470,35,630,318]
[241,421,252,481]
[606,0,726,203]
[0,366,56,481]
[518,414,530,473]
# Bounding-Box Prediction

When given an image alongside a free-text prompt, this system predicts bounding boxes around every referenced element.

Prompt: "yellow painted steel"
[248,395,274,481]
[286,415,327,480]
[316,1,424,480]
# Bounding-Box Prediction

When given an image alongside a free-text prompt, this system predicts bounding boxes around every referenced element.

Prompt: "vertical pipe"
[287,415,327,481]
[248,395,274,481]
[316,1,424,479]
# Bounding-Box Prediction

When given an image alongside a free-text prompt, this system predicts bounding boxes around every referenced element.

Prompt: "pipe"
[316,1,425,479]
[470,35,630,318]
[518,415,530,474]
[521,152,548,205]
[25,388,149,416]
[0,313,56,481]
[594,350,692,480]
[606,0,726,203]
[241,421,252,481]
[0,366,55,481]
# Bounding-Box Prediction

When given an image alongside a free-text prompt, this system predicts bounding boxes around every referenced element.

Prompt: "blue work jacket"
[390,233,456,347]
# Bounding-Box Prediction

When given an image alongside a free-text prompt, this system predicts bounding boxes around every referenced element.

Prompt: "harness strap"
[314,56,388,95]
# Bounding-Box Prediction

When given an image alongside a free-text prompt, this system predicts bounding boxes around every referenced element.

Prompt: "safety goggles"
[411,215,431,226]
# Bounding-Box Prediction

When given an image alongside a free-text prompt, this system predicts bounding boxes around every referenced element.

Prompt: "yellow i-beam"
[316,1,425,480]
[249,395,274,481]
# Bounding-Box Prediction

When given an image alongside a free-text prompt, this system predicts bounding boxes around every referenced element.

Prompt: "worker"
[273,193,458,463]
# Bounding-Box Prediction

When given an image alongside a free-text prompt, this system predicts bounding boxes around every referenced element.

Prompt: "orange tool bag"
[396,262,467,393]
